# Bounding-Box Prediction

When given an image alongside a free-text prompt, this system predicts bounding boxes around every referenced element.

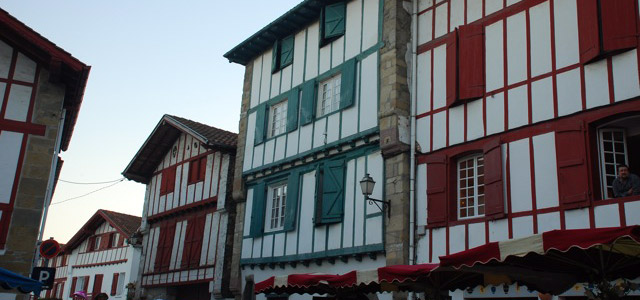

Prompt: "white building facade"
[413,0,640,298]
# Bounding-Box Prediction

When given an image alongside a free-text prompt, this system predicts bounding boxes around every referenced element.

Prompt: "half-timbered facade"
[224,1,414,300]
[123,115,236,300]
[36,210,141,300]
[413,0,640,298]
[0,8,90,300]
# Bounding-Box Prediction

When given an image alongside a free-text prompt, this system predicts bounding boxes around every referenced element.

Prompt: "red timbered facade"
[414,0,640,297]
[36,210,141,299]
[123,115,236,300]
[0,8,89,298]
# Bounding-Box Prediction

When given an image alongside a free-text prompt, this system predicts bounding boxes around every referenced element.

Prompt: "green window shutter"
[280,36,294,69]
[271,41,280,73]
[340,58,357,109]
[254,104,267,145]
[283,171,300,231]
[249,183,266,238]
[300,80,316,125]
[287,88,299,132]
[324,2,346,39]
[320,159,345,224]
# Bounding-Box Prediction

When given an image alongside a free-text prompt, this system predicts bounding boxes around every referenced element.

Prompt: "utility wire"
[49,178,126,205]
[58,178,125,185]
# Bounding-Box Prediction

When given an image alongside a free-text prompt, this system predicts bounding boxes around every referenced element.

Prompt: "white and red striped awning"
[254,264,446,295]
[439,225,640,294]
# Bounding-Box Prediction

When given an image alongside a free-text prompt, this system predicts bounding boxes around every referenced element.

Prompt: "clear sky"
[2,1,301,243]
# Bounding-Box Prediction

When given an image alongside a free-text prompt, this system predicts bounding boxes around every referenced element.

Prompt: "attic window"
[272,35,294,73]
[320,1,346,47]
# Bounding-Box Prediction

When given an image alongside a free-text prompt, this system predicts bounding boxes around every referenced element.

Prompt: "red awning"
[255,273,339,295]
[439,225,640,294]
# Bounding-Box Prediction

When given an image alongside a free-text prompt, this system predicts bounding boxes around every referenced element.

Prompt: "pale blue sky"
[2,1,301,242]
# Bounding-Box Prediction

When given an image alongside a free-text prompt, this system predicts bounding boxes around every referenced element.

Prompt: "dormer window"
[271,35,294,73]
[320,1,346,46]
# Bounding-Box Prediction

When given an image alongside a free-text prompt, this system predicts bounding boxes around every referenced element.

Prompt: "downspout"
[32,109,66,270]
[410,0,418,273]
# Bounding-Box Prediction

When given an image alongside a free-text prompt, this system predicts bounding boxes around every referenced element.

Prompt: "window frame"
[320,1,346,47]
[317,73,342,118]
[94,235,101,251]
[597,128,629,199]
[268,99,288,138]
[116,272,125,296]
[264,182,287,232]
[110,232,120,248]
[456,154,485,220]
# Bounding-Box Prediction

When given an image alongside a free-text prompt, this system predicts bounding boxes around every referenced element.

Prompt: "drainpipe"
[32,109,66,271]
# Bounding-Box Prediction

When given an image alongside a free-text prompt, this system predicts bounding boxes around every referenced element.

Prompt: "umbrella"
[438,226,640,296]
[0,267,43,294]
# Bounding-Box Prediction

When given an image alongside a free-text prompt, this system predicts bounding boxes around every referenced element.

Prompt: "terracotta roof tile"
[166,115,237,149]
[100,210,141,236]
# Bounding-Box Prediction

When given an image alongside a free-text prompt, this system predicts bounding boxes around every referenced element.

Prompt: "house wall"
[138,131,234,299]
[242,0,381,174]
[414,0,640,297]
[0,36,67,300]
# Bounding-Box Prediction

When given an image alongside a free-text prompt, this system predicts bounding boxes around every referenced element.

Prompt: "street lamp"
[359,173,390,218]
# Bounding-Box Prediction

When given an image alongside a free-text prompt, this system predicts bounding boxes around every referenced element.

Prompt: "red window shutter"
[189,215,206,268]
[483,138,505,219]
[458,24,485,100]
[161,222,176,272]
[555,121,591,207]
[93,274,103,295]
[70,277,77,296]
[83,276,89,293]
[600,0,638,52]
[167,167,176,193]
[99,234,109,250]
[181,218,196,269]
[189,160,199,184]
[154,224,167,272]
[118,233,125,247]
[426,154,448,227]
[199,157,207,181]
[446,30,459,107]
[160,171,168,195]
[577,0,601,63]
[110,273,118,296]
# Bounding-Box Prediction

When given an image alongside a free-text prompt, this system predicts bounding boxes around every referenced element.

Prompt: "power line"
[58,178,125,185]
[49,179,126,205]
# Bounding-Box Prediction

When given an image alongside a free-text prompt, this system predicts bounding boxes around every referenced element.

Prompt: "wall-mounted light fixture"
[359,173,390,218]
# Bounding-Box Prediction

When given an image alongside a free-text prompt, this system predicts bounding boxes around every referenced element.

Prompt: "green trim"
[363,153,368,244]
[243,127,379,177]
[240,244,384,265]
[378,0,384,44]
[351,157,357,248]
[246,42,382,115]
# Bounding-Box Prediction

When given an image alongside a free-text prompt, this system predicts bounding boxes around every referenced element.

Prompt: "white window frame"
[116,272,126,296]
[264,183,287,232]
[111,233,120,248]
[597,128,629,199]
[317,73,341,117]
[268,100,288,138]
[76,276,86,292]
[94,236,101,251]
[457,154,485,220]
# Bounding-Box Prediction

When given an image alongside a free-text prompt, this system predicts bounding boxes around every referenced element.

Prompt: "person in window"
[612,164,640,198]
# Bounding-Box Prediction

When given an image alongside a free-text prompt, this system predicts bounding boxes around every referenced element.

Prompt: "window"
[317,74,341,117]
[188,157,207,184]
[160,166,176,195]
[272,35,294,73]
[457,155,485,219]
[265,183,287,232]
[154,222,176,272]
[181,215,206,269]
[321,2,346,46]
[595,116,640,199]
[268,100,288,138]
[314,159,345,225]
[116,272,125,296]
[110,232,120,248]
[577,0,638,64]
[94,236,101,251]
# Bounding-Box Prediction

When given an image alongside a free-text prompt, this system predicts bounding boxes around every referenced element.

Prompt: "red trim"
[72,259,128,269]
[141,277,213,288]
[0,49,18,119]
[141,264,215,276]
[607,57,615,103]
[147,198,217,223]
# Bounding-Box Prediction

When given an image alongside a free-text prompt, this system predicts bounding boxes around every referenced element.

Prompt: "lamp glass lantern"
[360,173,375,197]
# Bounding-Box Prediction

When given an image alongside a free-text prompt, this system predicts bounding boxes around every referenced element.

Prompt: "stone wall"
[229,61,253,298]
[0,69,66,300]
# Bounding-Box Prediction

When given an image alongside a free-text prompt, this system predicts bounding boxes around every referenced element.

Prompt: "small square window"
[265,183,287,232]
[268,100,288,138]
[317,74,341,117]
[457,154,484,219]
